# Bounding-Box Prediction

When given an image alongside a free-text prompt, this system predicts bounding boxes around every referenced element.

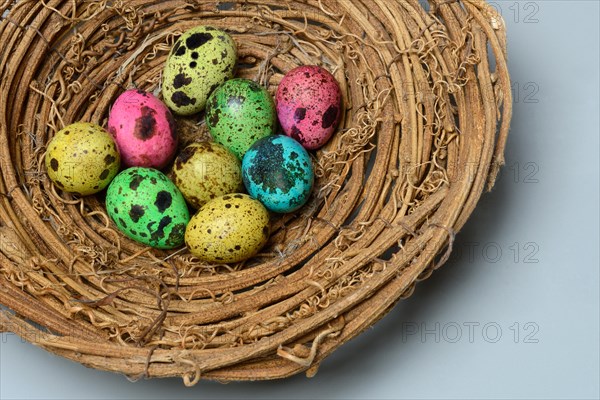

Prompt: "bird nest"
[0,0,511,385]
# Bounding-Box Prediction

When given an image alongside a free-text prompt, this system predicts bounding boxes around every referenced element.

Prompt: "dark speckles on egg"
[171,91,196,108]
[104,154,117,165]
[107,88,177,170]
[106,167,190,249]
[167,223,186,247]
[206,79,276,159]
[172,142,242,209]
[175,146,195,169]
[155,191,173,213]
[163,26,236,115]
[294,107,307,122]
[242,135,314,214]
[322,105,339,129]
[173,73,192,89]
[174,41,186,57]
[129,174,145,190]
[133,106,158,141]
[50,158,59,171]
[184,194,270,263]
[276,65,342,150]
[186,32,213,49]
[99,169,110,180]
[151,216,172,241]
[290,126,303,142]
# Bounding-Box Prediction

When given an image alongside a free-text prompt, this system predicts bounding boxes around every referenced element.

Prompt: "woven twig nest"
[0,0,511,384]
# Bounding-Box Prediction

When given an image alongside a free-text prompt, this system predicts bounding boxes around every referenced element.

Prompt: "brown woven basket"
[0,0,511,384]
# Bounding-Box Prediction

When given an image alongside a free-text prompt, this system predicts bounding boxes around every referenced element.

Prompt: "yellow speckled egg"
[173,142,243,209]
[185,194,270,263]
[162,26,237,115]
[45,122,120,196]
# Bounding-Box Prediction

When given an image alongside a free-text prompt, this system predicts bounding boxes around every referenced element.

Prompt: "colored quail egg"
[108,89,178,170]
[185,194,270,264]
[206,78,276,159]
[242,135,314,214]
[106,167,190,249]
[277,65,342,150]
[45,122,120,196]
[162,26,237,115]
[172,142,243,209]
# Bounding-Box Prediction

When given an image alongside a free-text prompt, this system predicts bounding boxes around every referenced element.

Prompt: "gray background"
[1,1,599,399]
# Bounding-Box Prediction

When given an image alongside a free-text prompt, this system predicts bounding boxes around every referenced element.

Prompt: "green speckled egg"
[185,194,270,263]
[45,122,120,196]
[206,79,276,159]
[106,168,190,249]
[172,142,243,209]
[162,26,237,116]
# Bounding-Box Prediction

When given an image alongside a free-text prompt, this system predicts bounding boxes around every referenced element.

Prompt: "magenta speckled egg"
[108,89,178,170]
[276,66,342,150]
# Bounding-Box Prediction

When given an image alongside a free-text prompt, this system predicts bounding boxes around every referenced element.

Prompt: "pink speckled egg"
[108,89,178,170]
[276,66,342,150]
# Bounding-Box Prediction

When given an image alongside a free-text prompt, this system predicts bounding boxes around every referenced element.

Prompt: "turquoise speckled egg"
[106,167,190,249]
[206,79,276,159]
[162,26,237,116]
[242,135,314,213]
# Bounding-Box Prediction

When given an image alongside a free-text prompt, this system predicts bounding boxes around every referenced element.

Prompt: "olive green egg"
[162,26,237,116]
[206,79,277,159]
[45,122,120,196]
[172,142,243,210]
[185,194,270,263]
[106,168,190,249]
